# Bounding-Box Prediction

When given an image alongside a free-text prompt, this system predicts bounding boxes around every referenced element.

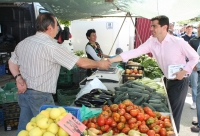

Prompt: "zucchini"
[119,87,128,92]
[121,93,129,101]
[128,92,143,97]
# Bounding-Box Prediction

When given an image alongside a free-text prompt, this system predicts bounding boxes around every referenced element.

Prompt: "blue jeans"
[189,71,198,102]
[197,73,200,125]
[16,89,55,136]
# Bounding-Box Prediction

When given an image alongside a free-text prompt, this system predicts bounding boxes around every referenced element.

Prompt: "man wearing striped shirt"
[8,13,111,135]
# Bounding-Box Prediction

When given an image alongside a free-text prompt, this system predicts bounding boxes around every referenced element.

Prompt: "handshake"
[98,56,121,70]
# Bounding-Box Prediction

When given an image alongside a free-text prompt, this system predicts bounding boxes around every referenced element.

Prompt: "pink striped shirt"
[120,34,199,78]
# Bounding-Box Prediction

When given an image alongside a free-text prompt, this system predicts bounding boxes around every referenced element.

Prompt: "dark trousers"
[166,77,189,133]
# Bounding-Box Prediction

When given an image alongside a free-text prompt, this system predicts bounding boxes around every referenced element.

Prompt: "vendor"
[85,29,110,76]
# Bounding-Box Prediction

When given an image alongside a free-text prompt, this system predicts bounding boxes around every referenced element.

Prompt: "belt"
[27,88,34,90]
[167,76,188,81]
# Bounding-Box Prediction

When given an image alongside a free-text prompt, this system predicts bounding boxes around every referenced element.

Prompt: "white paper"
[168,64,187,79]
[76,77,107,100]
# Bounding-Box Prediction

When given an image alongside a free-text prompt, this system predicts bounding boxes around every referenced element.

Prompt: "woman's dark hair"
[151,15,169,31]
[36,13,56,32]
[86,29,96,39]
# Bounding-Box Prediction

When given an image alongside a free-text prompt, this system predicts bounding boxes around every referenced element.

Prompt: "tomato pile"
[82,99,175,136]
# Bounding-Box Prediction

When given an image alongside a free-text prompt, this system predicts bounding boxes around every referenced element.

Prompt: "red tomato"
[153,125,161,134]
[136,121,142,126]
[164,118,170,123]
[110,104,119,112]
[137,113,145,121]
[98,130,103,135]
[160,115,166,121]
[88,118,92,123]
[97,116,105,126]
[128,118,137,124]
[122,99,133,106]
[120,116,126,123]
[130,109,139,117]
[124,113,132,120]
[147,110,156,117]
[101,124,109,132]
[117,109,126,116]
[91,116,97,123]
[129,123,138,130]
[143,106,152,113]
[160,128,167,136]
[106,109,112,117]
[102,105,110,111]
[147,130,156,136]
[124,123,129,128]
[126,105,134,112]
[111,121,117,127]
[87,122,96,128]
[105,117,113,125]
[122,127,130,134]
[118,103,126,109]
[117,122,125,130]
[164,122,172,128]
[112,112,120,122]
[82,120,88,126]
[101,111,109,119]
[149,123,157,129]
[139,124,149,133]
[144,114,150,121]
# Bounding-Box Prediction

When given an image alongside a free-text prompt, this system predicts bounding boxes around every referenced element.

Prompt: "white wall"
[70,17,135,56]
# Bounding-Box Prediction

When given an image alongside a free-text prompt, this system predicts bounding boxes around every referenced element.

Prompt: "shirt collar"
[154,33,170,43]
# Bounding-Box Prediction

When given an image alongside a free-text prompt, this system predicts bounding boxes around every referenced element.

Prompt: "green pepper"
[146,117,155,125]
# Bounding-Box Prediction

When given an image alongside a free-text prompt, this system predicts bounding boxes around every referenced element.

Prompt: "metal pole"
[108,12,129,55]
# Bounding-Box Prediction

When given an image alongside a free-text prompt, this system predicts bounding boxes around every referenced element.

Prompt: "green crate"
[57,88,80,106]
[60,66,74,75]
[58,73,73,83]
[2,82,18,103]
[0,89,4,104]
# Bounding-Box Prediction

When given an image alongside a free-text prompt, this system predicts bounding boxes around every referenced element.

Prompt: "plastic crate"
[0,89,4,104]
[2,102,20,120]
[4,118,19,131]
[57,88,80,106]
[0,64,6,76]
[58,73,73,83]
[0,109,3,126]
[39,105,81,121]
[2,82,18,103]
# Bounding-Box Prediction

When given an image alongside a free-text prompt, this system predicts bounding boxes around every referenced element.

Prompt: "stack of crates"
[0,82,20,130]
[0,109,3,126]
[2,102,20,131]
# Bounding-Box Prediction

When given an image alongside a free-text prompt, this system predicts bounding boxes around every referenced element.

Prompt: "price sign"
[57,113,86,136]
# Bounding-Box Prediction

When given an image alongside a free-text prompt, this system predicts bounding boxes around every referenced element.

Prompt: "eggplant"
[100,89,114,96]
[74,99,95,108]
[88,97,107,105]
[94,93,113,100]
[90,89,101,95]
[77,97,88,101]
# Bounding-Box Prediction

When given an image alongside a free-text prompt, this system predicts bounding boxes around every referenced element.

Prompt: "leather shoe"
[192,121,198,126]
[191,125,200,132]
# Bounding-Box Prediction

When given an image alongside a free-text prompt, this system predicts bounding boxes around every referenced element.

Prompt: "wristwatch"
[14,74,21,79]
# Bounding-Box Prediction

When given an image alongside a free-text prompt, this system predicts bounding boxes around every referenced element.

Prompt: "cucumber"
[149,103,163,109]
[119,87,128,92]
[132,96,145,106]
[127,88,143,93]
[107,99,113,105]
[121,93,129,101]
[132,81,143,86]
[131,84,145,90]
[114,87,120,91]
[114,93,125,103]
[148,99,161,103]
[128,92,144,97]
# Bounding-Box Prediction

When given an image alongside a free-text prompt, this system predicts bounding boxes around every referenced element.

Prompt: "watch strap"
[14,74,21,79]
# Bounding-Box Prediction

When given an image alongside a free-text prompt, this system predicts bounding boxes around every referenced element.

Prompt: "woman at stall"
[85,29,110,76]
